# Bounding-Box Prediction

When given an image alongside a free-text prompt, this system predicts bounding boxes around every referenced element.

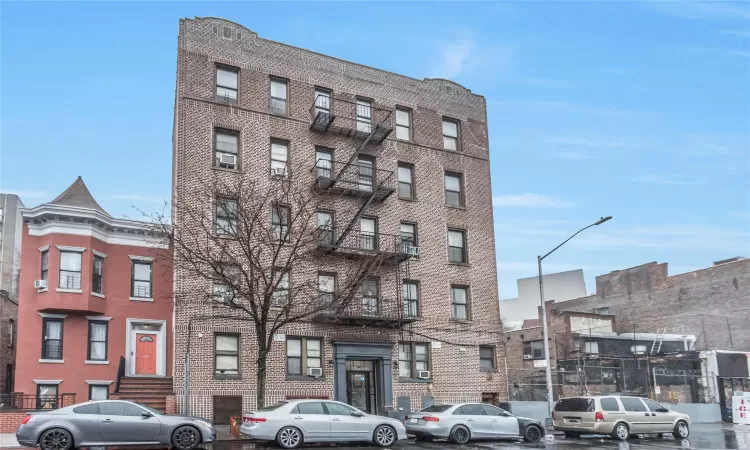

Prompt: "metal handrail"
[311,159,396,193]
[310,94,393,142]
[317,227,410,256]
[114,356,126,393]
[0,394,68,411]
[317,294,419,320]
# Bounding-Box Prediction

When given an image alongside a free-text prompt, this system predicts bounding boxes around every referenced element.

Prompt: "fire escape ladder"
[334,175,388,247]
[332,126,381,184]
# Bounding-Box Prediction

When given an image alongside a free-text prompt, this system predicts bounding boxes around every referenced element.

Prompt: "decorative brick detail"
[0,411,28,433]
[166,394,176,414]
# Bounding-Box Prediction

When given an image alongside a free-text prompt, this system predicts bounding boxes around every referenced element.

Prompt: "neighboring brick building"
[0,193,25,300]
[14,177,173,410]
[172,17,503,421]
[0,289,18,394]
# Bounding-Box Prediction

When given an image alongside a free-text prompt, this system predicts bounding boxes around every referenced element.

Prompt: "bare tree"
[151,176,388,408]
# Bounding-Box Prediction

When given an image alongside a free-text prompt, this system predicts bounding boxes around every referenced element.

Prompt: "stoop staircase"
[115,377,173,413]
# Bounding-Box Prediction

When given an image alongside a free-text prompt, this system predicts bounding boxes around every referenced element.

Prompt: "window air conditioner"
[417,370,430,379]
[34,280,48,289]
[406,246,420,257]
[307,367,323,378]
[523,354,533,360]
[219,154,236,167]
[272,167,287,177]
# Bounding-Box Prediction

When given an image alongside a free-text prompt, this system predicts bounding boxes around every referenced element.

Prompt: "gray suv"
[552,396,691,441]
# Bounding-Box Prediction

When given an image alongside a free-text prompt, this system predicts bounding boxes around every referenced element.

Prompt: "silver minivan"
[552,396,691,441]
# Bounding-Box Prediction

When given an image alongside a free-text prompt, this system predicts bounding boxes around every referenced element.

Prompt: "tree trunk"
[256,340,268,409]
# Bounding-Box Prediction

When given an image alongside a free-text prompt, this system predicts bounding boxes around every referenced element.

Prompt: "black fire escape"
[308,94,418,328]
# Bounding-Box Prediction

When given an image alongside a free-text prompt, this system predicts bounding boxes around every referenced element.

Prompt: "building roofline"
[21,203,160,232]
[185,16,483,100]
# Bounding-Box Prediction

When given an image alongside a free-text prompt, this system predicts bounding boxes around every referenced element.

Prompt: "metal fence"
[0,394,68,411]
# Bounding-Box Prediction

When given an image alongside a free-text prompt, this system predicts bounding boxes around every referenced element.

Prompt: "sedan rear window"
[258,402,287,412]
[554,398,594,412]
[419,404,453,413]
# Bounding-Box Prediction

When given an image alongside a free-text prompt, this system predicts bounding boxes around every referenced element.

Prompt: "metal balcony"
[317,228,412,263]
[310,95,393,143]
[312,294,418,327]
[312,159,396,202]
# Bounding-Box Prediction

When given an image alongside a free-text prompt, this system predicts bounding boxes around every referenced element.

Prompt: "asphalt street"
[188,425,750,450]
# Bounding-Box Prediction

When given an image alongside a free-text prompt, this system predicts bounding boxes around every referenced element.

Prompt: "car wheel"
[611,422,629,441]
[449,425,471,444]
[524,425,543,443]
[657,433,664,438]
[276,426,303,449]
[373,425,396,447]
[564,431,580,438]
[39,428,73,450]
[172,425,201,450]
[672,421,689,439]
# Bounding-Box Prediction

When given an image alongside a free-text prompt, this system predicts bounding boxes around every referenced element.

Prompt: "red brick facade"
[172,17,503,419]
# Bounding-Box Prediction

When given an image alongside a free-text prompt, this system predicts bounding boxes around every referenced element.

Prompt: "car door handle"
[293,416,303,419]
[331,418,341,422]
[491,419,498,422]
[101,419,113,423]
[644,413,650,416]
[467,419,474,422]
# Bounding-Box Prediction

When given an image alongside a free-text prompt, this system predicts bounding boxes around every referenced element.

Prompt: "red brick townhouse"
[14,177,173,410]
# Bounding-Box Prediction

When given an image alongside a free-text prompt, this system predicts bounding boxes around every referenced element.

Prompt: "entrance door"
[135,334,157,375]
[213,396,242,425]
[347,372,372,413]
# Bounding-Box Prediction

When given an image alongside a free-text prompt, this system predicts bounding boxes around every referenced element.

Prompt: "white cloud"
[432,38,476,79]
[430,32,514,79]
[624,174,705,186]
[492,193,573,209]
[113,194,167,203]
[1,189,49,199]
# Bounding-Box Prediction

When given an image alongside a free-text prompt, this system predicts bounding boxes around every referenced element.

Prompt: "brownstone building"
[172,17,503,422]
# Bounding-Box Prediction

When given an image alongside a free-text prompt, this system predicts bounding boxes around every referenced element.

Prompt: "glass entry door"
[346,360,377,414]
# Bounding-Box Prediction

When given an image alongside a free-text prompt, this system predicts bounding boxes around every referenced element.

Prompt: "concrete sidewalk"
[1,433,21,449]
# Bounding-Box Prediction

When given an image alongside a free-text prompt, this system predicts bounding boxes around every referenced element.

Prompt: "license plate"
[410,418,418,423]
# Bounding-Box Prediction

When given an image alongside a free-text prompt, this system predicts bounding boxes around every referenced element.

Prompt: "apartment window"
[271,205,291,242]
[40,250,48,282]
[131,261,152,299]
[314,88,332,117]
[214,129,239,170]
[215,333,240,376]
[59,251,82,290]
[448,229,467,263]
[89,385,109,401]
[400,222,417,248]
[359,217,377,251]
[318,273,336,306]
[270,78,288,115]
[442,118,459,151]
[270,140,288,177]
[399,342,429,379]
[36,384,58,410]
[213,265,240,304]
[397,163,414,199]
[87,321,108,361]
[451,286,469,320]
[361,278,379,316]
[356,99,373,133]
[395,107,412,141]
[287,337,322,376]
[315,148,333,179]
[523,340,545,359]
[584,341,600,354]
[271,268,290,307]
[403,281,419,318]
[444,173,464,206]
[316,211,334,245]
[480,346,496,370]
[92,255,104,294]
[42,318,63,360]
[357,157,374,192]
[216,198,239,236]
[216,65,238,103]
[7,319,14,349]
[596,307,611,315]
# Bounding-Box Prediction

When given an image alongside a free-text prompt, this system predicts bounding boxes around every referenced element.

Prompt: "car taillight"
[404,416,409,420]
[595,411,604,422]
[422,416,439,422]
[21,415,33,425]
[249,417,267,423]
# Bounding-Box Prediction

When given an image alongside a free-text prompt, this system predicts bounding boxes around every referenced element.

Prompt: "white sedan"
[239,399,408,448]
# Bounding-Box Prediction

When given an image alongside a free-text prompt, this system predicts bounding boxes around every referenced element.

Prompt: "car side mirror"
[351,411,364,417]
[657,408,669,413]
[141,411,152,418]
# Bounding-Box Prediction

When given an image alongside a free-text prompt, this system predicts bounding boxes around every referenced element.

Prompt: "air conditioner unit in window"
[523,354,533,360]
[272,167,287,177]
[405,246,420,257]
[219,154,236,168]
[307,367,323,378]
[417,370,430,379]
[34,280,48,289]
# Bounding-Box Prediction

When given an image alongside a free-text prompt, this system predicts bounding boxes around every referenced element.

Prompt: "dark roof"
[48,176,109,216]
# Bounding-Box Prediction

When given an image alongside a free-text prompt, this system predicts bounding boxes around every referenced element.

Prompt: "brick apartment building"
[0,290,17,394]
[13,177,173,410]
[1,193,25,300]
[172,17,503,422]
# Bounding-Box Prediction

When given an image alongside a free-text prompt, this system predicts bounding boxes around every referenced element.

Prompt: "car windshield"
[135,402,161,415]
[258,402,288,412]
[419,404,453,413]
[554,398,594,412]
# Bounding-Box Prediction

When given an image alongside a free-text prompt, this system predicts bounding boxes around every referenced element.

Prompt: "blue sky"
[2,1,748,298]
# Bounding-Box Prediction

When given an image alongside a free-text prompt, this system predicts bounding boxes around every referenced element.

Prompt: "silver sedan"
[239,399,408,448]
[16,400,216,450]
[404,403,544,444]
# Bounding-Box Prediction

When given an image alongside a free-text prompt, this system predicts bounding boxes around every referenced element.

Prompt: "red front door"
[135,333,157,375]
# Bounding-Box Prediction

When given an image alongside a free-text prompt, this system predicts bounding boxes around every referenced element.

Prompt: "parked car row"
[16,395,690,450]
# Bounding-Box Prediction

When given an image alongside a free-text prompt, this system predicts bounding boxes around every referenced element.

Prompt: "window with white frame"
[318,273,335,306]
[88,321,108,361]
[41,250,48,282]
[397,163,414,199]
[403,281,419,318]
[479,346,496,370]
[131,261,152,299]
[271,268,290,307]
[59,251,82,290]
[216,65,239,103]
[399,342,429,378]
[214,129,239,170]
[584,341,599,354]
[442,118,459,151]
[215,333,239,376]
[395,107,412,141]
[216,198,239,236]
[448,229,467,263]
[314,88,332,117]
[451,285,469,320]
[92,255,104,294]
[89,385,109,401]
[286,337,322,376]
[444,172,464,206]
[270,78,288,115]
[271,205,290,242]
[356,99,372,133]
[270,140,288,176]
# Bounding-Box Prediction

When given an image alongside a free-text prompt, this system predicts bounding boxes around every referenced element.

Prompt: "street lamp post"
[538,216,612,419]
